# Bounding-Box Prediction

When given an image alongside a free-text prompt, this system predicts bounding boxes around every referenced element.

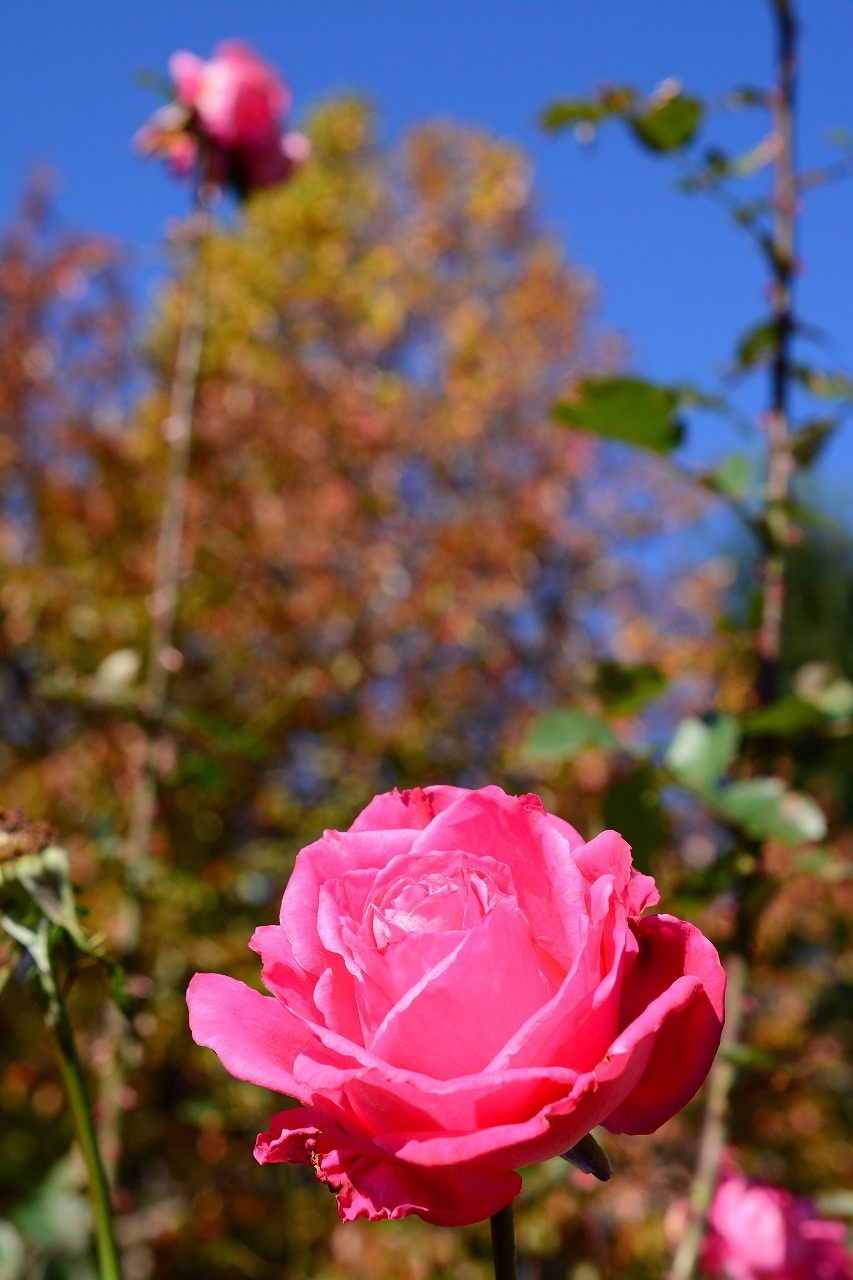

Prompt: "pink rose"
[703,1168,853,1280]
[169,41,291,150]
[137,41,308,196]
[188,785,725,1226]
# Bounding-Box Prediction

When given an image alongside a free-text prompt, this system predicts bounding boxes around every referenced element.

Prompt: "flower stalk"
[489,1204,518,1280]
[125,197,209,877]
[51,985,124,1280]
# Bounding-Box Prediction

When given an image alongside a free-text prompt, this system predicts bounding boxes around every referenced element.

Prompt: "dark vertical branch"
[757,0,798,705]
[490,1204,518,1280]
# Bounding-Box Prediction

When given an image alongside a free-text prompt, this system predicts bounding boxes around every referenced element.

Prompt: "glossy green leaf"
[714,778,827,844]
[630,93,703,152]
[553,376,684,453]
[665,715,740,791]
[524,708,618,761]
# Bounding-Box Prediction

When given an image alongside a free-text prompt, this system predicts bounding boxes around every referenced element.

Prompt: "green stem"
[489,1203,518,1280]
[52,995,123,1280]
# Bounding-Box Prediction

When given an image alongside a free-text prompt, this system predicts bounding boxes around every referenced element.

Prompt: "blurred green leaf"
[593,661,667,715]
[718,1043,778,1069]
[790,418,839,467]
[703,452,755,499]
[665,715,740,791]
[601,766,666,870]
[742,695,825,737]
[714,778,827,844]
[794,366,853,401]
[726,85,768,109]
[630,92,703,152]
[815,1190,853,1219]
[735,320,776,369]
[540,85,635,133]
[540,98,608,132]
[524,708,618,761]
[792,849,853,882]
[553,376,684,453]
[794,662,853,719]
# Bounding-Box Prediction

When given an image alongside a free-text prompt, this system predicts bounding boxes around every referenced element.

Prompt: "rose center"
[368,859,504,950]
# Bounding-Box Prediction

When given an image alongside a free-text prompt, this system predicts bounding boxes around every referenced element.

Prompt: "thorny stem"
[757,0,797,706]
[50,979,124,1280]
[489,1203,518,1280]
[124,203,209,877]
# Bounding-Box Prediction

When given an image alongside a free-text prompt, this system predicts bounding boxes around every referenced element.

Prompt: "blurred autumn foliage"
[0,94,851,1280]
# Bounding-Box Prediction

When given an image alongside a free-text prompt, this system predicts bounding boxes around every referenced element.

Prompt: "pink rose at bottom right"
[700,1166,853,1280]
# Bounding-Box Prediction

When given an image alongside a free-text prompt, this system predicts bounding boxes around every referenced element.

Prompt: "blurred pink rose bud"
[188,785,725,1226]
[137,40,307,197]
[702,1166,853,1280]
[169,41,291,150]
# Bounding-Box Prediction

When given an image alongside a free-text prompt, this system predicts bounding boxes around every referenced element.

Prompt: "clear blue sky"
[2,0,852,491]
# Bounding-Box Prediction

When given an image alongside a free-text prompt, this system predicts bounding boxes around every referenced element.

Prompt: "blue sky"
[2,0,852,493]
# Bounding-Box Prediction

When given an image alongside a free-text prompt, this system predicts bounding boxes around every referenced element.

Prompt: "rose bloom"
[136,41,308,195]
[170,41,291,149]
[702,1168,853,1280]
[188,785,725,1226]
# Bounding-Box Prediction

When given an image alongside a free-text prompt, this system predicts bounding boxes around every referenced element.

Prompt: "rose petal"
[369,895,562,1078]
[257,1106,522,1227]
[169,51,205,106]
[187,973,312,1101]
[602,915,725,1134]
[281,829,418,972]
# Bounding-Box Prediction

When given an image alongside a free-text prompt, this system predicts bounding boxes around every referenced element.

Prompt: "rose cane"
[188,785,725,1275]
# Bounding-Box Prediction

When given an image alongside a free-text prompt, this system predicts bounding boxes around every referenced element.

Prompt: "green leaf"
[630,93,703,153]
[540,85,636,133]
[553,377,684,454]
[703,453,755,500]
[735,321,776,369]
[665,715,740,791]
[593,661,666,715]
[794,662,853,719]
[793,366,853,401]
[742,695,825,737]
[601,766,666,870]
[790,418,839,467]
[714,778,827,844]
[540,99,608,132]
[717,1044,778,1070]
[524,708,618,762]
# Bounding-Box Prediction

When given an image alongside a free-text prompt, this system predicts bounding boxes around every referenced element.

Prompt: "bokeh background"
[1,4,852,1279]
